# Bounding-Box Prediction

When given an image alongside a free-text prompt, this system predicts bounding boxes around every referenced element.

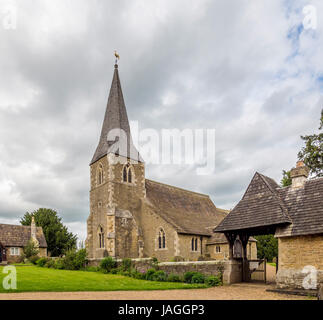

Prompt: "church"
[85,63,257,262]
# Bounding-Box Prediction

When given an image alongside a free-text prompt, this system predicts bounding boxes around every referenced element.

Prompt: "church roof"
[214,172,323,237]
[91,64,142,165]
[0,223,47,248]
[214,172,292,233]
[145,179,228,236]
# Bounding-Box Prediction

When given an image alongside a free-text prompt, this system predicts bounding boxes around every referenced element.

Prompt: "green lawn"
[0,266,207,293]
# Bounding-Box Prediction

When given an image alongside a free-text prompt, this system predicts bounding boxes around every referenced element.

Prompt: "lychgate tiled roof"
[145,179,228,236]
[91,64,142,164]
[214,172,292,232]
[275,177,323,237]
[0,224,47,247]
[214,171,323,237]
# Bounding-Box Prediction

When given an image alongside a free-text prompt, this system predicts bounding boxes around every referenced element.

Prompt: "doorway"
[0,243,6,263]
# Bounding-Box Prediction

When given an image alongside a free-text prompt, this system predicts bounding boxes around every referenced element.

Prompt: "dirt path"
[266,264,276,283]
[0,283,308,300]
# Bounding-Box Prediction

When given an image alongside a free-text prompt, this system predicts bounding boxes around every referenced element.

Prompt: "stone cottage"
[85,63,257,262]
[0,217,47,263]
[215,161,323,290]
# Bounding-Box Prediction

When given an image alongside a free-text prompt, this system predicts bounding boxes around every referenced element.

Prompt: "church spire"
[91,64,142,164]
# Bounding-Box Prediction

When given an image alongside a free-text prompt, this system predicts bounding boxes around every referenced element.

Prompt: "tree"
[281,109,323,184]
[298,109,323,177]
[20,208,77,257]
[281,170,292,187]
[254,234,278,262]
[23,240,39,258]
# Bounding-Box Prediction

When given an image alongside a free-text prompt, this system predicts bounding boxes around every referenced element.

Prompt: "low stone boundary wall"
[88,258,155,271]
[158,261,224,277]
[88,258,242,284]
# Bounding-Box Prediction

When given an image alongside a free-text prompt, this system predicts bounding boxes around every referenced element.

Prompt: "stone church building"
[85,64,257,262]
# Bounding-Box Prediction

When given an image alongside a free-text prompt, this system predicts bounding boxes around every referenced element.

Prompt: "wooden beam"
[224,232,237,260]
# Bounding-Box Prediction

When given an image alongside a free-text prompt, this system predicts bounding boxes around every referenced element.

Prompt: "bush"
[152,270,167,282]
[146,268,156,281]
[29,255,40,265]
[132,271,146,280]
[83,266,99,272]
[45,259,56,268]
[110,268,119,274]
[100,257,117,273]
[151,257,159,269]
[167,273,181,282]
[24,240,39,259]
[74,249,88,269]
[184,271,198,283]
[61,250,77,270]
[121,258,132,272]
[129,268,138,278]
[191,272,205,284]
[53,249,88,270]
[205,275,222,287]
[16,253,26,264]
[54,258,64,269]
[36,257,49,267]
[122,271,131,277]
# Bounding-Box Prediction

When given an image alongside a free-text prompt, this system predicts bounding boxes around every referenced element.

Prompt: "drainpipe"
[200,236,203,255]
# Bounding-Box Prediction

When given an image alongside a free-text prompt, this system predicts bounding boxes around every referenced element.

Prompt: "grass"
[0,266,207,293]
[268,262,276,267]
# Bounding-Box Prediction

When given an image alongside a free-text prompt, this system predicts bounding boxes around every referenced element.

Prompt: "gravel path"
[0,283,307,300]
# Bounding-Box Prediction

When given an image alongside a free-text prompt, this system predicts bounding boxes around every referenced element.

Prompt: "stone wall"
[88,257,242,284]
[158,260,225,277]
[277,234,323,289]
[88,257,155,271]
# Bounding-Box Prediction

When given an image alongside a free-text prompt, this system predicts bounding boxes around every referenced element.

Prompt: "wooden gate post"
[240,233,250,282]
[224,232,237,260]
[264,258,267,283]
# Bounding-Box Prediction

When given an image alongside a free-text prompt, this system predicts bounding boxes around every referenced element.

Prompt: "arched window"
[98,226,105,249]
[122,163,134,183]
[98,164,104,185]
[123,165,127,182]
[128,167,132,183]
[191,237,198,251]
[158,228,166,249]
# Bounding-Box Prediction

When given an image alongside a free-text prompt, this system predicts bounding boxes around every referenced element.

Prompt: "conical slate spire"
[90,64,142,164]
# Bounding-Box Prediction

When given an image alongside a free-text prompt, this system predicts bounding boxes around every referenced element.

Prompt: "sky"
[0,0,322,242]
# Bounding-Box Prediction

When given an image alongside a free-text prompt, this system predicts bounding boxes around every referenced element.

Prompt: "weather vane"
[114,50,120,64]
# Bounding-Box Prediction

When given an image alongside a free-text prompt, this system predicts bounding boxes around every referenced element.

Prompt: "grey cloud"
[0,0,322,239]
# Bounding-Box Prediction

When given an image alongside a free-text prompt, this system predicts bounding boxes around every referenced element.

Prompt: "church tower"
[86,63,146,259]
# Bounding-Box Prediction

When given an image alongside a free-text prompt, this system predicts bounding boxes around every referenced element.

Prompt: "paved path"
[0,283,309,300]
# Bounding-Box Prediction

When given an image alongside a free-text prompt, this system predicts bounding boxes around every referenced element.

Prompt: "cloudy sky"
[0,0,322,241]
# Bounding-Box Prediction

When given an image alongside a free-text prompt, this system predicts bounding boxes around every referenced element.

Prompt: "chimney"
[290,160,310,189]
[31,216,39,246]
